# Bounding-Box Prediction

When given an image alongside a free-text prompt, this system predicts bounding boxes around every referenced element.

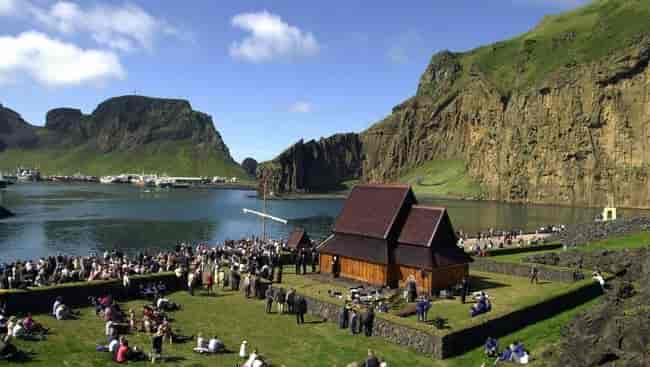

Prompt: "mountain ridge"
[0,95,246,178]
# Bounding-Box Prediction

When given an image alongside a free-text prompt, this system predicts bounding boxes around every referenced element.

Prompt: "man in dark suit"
[364,307,375,337]
[265,287,274,314]
[295,296,307,324]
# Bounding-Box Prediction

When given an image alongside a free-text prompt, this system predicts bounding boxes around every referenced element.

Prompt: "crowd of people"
[0,236,319,292]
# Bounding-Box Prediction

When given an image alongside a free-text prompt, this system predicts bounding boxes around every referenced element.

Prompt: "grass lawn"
[490,231,650,263]
[280,267,590,336]
[397,159,482,199]
[11,289,436,367]
[9,284,600,367]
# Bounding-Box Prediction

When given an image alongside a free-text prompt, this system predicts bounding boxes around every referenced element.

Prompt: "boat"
[100,176,117,184]
[16,168,41,182]
[172,182,190,189]
[0,175,7,189]
[155,177,174,188]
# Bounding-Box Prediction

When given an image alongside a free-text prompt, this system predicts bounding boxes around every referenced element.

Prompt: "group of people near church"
[338,303,375,336]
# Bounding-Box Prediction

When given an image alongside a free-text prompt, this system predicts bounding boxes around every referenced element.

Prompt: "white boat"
[155,177,174,188]
[100,176,116,184]
[16,168,41,182]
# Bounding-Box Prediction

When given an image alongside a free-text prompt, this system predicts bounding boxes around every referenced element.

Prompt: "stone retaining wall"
[471,258,578,283]
[558,216,650,246]
[0,273,182,315]
[299,293,444,357]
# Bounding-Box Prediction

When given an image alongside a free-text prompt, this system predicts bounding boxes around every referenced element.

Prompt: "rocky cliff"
[241,158,258,177]
[0,105,39,151]
[257,133,362,194]
[0,95,244,177]
[260,0,650,208]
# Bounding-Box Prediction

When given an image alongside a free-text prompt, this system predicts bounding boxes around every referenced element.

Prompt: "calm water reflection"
[0,183,648,261]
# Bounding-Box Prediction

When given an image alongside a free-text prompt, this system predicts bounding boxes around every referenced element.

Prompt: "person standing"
[276,265,283,284]
[296,296,307,324]
[187,270,195,296]
[530,265,539,284]
[350,309,359,335]
[338,304,349,329]
[295,251,301,275]
[286,288,295,314]
[301,252,307,275]
[364,307,375,337]
[151,329,163,363]
[460,277,469,304]
[311,247,318,273]
[265,287,274,314]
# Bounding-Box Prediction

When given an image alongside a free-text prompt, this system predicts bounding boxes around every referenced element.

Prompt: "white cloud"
[1,1,185,52]
[288,101,312,113]
[230,11,319,63]
[0,31,125,86]
[0,0,17,15]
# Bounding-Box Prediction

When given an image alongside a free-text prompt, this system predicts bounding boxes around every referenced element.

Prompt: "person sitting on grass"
[470,293,491,317]
[484,337,498,357]
[22,313,48,336]
[115,338,146,364]
[155,296,180,312]
[193,333,225,354]
[55,303,77,320]
[242,348,267,367]
[494,341,529,365]
[193,334,208,354]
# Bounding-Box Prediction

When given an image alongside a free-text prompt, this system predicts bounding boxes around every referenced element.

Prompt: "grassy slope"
[491,231,650,263]
[0,140,249,179]
[398,159,482,198]
[459,0,650,94]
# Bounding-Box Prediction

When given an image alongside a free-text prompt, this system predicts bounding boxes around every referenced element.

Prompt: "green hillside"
[0,140,248,178]
[419,0,650,97]
[399,159,483,198]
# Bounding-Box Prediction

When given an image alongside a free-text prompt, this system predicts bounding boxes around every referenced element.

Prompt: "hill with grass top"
[259,0,650,208]
[0,96,247,178]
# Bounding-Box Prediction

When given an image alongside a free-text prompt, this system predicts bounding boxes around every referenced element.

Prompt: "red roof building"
[318,184,471,294]
[286,228,311,250]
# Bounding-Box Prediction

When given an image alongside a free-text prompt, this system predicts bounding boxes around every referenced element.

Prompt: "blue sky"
[0,0,590,162]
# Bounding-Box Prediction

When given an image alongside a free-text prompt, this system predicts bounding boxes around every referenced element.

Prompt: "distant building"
[318,184,472,295]
[286,228,311,250]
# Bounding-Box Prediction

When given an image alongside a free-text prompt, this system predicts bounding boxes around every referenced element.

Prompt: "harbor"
[1,168,254,190]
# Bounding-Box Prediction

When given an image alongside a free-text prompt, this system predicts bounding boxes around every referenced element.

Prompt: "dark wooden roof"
[397,206,444,247]
[334,184,415,239]
[287,228,310,249]
[317,233,389,264]
[395,244,472,270]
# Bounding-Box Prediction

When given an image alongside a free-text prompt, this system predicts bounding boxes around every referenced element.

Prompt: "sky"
[0,0,591,163]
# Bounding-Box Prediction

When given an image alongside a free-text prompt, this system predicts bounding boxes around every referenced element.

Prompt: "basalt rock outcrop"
[241,158,258,177]
[0,95,243,176]
[0,104,39,151]
[260,1,650,208]
[257,133,363,194]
